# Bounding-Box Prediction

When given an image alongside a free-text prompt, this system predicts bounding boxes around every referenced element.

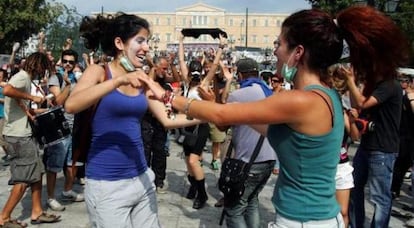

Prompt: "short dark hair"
[61,49,79,63]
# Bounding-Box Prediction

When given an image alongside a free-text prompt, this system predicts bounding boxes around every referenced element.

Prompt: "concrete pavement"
[0,141,412,227]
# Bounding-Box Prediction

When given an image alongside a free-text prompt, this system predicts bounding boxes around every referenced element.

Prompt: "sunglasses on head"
[62,59,75,65]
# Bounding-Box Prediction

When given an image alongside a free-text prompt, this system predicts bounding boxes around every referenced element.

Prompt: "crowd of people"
[0,4,413,228]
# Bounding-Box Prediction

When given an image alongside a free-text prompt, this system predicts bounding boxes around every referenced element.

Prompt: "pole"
[245,8,248,48]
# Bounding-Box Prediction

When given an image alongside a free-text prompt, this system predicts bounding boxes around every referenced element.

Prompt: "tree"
[44,4,83,60]
[0,0,64,53]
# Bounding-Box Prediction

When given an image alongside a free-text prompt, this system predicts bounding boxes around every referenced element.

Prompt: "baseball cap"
[236,58,259,73]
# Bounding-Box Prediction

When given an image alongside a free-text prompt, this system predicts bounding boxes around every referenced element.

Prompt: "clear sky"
[53,0,312,16]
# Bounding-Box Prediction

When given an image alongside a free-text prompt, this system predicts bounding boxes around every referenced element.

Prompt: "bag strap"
[89,64,110,118]
[219,135,265,226]
[244,135,265,172]
[224,139,234,158]
[224,135,265,169]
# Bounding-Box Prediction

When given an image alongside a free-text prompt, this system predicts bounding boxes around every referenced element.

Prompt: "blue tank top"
[267,85,344,222]
[86,75,148,180]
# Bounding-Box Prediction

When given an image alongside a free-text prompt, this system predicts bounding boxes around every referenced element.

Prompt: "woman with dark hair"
[336,6,409,228]
[141,8,346,226]
[176,33,222,209]
[65,13,200,227]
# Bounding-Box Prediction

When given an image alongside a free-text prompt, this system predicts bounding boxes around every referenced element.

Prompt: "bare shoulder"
[81,64,106,82]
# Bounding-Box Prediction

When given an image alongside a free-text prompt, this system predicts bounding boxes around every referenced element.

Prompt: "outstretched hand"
[197,86,215,102]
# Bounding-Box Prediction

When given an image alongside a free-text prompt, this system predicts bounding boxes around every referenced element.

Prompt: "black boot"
[186,175,197,199]
[193,179,208,209]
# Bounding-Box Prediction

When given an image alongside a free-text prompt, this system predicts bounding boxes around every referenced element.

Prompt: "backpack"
[71,64,109,165]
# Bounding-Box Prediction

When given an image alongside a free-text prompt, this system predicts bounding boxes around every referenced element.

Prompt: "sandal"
[1,219,28,228]
[30,212,60,225]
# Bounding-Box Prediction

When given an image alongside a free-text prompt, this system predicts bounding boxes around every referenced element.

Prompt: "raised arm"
[178,33,189,83]
[200,34,226,90]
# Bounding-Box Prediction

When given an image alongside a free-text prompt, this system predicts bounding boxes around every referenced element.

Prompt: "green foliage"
[0,0,83,60]
[44,4,84,60]
[0,0,60,53]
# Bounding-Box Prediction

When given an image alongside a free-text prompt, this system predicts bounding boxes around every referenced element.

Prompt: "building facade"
[98,3,288,52]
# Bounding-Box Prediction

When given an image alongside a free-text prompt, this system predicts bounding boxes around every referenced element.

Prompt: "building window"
[252,19,257,27]
[214,18,218,26]
[182,18,186,26]
[241,35,246,42]
[264,35,269,43]
[229,19,233,26]
[166,33,171,42]
[277,19,281,27]
[155,18,159,25]
[252,35,257,43]
[204,16,208,25]
[265,19,268,27]
[167,17,171,26]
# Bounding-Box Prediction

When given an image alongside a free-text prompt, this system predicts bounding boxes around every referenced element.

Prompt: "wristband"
[163,91,176,119]
[184,98,196,120]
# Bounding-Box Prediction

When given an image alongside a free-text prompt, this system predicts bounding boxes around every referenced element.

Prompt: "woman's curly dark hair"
[79,13,150,57]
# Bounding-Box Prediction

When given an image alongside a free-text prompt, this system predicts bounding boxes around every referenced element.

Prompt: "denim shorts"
[45,140,66,173]
[62,136,83,166]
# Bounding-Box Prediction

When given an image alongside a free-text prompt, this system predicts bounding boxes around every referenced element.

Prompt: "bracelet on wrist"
[184,98,196,120]
[162,91,176,119]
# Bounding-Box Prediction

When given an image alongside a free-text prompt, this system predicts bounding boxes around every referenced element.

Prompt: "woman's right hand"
[135,72,165,101]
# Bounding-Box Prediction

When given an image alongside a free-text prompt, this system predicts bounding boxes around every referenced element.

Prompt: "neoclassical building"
[98,3,289,52]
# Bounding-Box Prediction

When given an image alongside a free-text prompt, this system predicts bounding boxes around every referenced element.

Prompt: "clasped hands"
[132,71,215,102]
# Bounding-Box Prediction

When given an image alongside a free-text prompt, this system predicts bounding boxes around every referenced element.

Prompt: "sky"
[53,0,312,16]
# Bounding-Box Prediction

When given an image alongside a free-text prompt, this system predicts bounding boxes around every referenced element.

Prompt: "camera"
[355,118,375,134]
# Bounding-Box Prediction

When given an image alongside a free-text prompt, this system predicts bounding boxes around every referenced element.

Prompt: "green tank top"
[267,85,344,222]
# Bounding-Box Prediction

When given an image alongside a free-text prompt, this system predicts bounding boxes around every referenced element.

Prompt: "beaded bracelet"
[163,91,176,119]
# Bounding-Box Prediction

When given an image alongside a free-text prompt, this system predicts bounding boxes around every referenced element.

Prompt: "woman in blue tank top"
[65,13,202,228]
[139,8,373,228]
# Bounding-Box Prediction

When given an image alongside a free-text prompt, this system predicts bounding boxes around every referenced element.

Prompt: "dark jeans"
[391,138,414,195]
[225,160,275,228]
[350,148,396,228]
[142,116,168,188]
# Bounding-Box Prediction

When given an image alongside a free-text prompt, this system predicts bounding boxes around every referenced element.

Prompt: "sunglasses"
[272,79,280,83]
[62,59,75,65]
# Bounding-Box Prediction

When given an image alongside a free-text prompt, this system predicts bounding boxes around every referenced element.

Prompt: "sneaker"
[2,160,10,166]
[214,197,224,207]
[61,190,84,202]
[75,178,85,185]
[407,218,414,227]
[156,186,167,194]
[47,198,65,211]
[1,154,8,161]
[211,160,220,170]
[392,191,400,200]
